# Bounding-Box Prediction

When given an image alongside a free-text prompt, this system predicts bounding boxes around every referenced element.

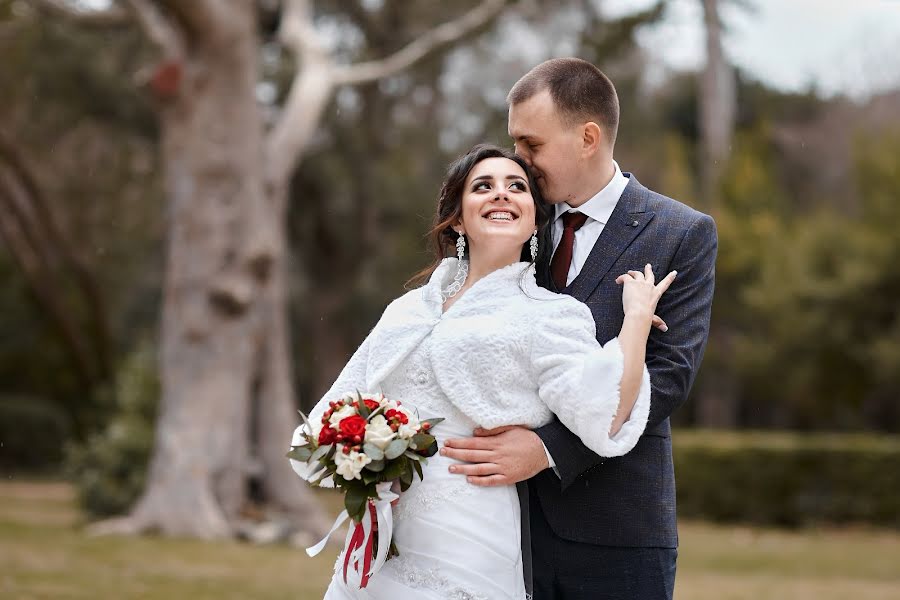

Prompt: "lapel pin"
[630,220,639,227]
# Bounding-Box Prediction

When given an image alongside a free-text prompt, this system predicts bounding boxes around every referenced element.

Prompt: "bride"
[291,144,675,599]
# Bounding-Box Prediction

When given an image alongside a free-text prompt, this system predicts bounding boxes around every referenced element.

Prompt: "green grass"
[1,480,898,599]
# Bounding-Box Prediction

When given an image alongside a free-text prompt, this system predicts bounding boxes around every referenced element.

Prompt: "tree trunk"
[696,0,738,428]
[699,0,735,208]
[97,7,271,539]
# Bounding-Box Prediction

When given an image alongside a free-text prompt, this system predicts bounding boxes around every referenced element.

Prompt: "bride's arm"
[532,266,675,456]
[612,264,677,435]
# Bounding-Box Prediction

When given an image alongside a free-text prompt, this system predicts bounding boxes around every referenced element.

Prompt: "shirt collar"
[553,161,628,225]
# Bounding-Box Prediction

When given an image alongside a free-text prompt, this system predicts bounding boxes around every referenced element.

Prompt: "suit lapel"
[566,174,655,302]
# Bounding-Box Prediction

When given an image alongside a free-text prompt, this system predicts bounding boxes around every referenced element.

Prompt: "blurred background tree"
[1,0,898,540]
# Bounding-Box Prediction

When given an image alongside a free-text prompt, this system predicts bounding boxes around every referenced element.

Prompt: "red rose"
[339,415,367,438]
[396,412,409,425]
[318,425,337,446]
[364,398,380,412]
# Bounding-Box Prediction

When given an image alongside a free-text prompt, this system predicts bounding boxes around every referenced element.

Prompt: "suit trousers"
[529,485,677,600]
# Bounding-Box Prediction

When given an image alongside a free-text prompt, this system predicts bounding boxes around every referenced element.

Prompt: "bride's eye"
[473,181,491,191]
[509,181,528,192]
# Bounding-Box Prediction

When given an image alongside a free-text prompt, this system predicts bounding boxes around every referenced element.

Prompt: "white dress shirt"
[551,161,630,287]
[542,161,630,472]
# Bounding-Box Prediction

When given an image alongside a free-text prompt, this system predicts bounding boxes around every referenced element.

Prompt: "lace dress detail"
[381,555,490,600]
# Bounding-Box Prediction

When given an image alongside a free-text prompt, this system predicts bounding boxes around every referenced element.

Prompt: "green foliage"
[707,127,900,429]
[675,430,900,527]
[0,395,70,472]
[64,342,159,518]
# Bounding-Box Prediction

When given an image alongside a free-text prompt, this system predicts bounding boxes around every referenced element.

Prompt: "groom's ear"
[581,121,604,158]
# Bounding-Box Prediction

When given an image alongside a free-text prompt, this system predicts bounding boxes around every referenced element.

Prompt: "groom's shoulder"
[645,186,709,225]
[626,175,715,236]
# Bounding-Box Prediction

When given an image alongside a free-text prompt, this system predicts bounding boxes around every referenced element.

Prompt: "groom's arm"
[536,214,718,489]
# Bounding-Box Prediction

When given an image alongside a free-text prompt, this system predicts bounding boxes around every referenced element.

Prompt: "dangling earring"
[446,232,468,299]
[530,229,538,261]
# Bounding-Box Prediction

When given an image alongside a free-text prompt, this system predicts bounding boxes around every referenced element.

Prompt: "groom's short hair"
[507,58,619,146]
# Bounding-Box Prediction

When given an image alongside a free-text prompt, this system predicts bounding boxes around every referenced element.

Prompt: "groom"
[442,58,717,598]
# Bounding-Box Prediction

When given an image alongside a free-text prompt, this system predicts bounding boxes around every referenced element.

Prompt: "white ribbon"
[306,481,399,589]
[306,508,350,557]
[368,481,398,578]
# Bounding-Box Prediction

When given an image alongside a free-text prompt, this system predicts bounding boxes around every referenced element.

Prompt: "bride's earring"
[446,232,468,299]
[530,229,538,261]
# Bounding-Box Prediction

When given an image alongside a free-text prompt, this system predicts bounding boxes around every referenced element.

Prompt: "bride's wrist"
[623,308,653,325]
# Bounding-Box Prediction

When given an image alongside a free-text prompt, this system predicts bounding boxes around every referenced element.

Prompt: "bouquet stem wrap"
[306,481,398,589]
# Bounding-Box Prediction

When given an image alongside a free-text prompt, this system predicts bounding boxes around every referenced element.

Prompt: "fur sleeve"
[530,299,651,457]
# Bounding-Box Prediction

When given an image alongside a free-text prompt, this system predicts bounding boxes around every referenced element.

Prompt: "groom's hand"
[440,425,549,486]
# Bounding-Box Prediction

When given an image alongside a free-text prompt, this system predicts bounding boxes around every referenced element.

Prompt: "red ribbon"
[342,518,365,585]
[342,502,378,589]
[360,503,377,588]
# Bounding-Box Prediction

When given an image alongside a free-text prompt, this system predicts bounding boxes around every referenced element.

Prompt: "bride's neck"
[465,249,521,287]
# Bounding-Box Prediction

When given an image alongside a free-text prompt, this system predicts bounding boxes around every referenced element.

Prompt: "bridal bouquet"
[287,392,443,588]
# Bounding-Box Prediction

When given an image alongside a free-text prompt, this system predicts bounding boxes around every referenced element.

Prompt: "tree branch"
[31,0,131,27]
[332,0,509,85]
[124,0,184,57]
[267,0,510,190]
[0,178,99,389]
[0,132,113,382]
[265,0,337,190]
[154,0,240,43]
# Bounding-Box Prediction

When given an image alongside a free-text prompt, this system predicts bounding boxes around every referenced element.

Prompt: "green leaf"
[411,456,424,481]
[399,458,413,487]
[297,409,315,435]
[384,438,408,460]
[363,443,384,461]
[381,457,405,480]
[365,459,385,472]
[419,440,440,458]
[410,433,434,450]
[345,486,368,523]
[357,394,371,420]
[311,443,333,463]
[285,446,312,462]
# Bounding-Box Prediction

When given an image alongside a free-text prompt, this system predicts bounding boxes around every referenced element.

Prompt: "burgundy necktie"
[550,211,589,290]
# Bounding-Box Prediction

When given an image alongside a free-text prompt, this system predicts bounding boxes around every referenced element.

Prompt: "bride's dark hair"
[407,144,553,288]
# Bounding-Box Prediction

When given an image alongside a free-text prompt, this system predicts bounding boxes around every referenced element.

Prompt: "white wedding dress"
[323,334,527,600]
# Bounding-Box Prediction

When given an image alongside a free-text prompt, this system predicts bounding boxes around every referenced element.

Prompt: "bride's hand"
[616,263,677,325]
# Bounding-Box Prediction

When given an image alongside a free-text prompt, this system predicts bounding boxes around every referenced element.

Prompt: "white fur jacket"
[305,258,651,458]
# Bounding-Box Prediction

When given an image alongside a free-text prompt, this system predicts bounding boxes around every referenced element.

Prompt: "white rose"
[329,404,357,427]
[397,423,418,440]
[364,415,395,450]
[334,449,372,480]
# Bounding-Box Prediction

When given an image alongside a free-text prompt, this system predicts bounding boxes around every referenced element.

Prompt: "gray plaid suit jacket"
[530,172,717,548]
